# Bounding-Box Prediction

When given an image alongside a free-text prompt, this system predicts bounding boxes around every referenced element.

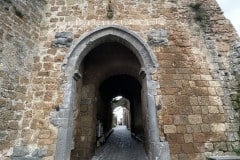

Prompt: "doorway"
[53,26,170,160]
[70,42,146,159]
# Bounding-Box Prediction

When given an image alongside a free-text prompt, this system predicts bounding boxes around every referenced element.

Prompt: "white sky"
[216,0,240,35]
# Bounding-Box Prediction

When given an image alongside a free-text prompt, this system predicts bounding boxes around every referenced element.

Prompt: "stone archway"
[51,25,170,160]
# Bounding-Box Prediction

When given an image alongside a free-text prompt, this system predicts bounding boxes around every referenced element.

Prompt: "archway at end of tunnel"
[112,97,130,128]
[70,42,147,160]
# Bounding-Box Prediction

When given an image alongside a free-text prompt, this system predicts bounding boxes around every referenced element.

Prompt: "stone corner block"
[147,29,168,46]
[52,32,73,48]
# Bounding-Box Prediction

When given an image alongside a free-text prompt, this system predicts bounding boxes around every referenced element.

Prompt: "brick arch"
[51,25,170,160]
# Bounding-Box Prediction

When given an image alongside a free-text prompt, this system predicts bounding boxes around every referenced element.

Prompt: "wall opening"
[70,42,146,159]
[53,26,170,160]
[112,96,130,128]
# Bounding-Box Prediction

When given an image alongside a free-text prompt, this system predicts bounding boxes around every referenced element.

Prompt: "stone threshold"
[207,156,240,160]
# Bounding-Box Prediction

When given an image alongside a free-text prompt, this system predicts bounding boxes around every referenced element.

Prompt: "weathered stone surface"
[32,148,48,157]
[164,125,177,133]
[188,115,203,124]
[11,158,40,160]
[12,146,30,157]
[52,32,73,47]
[148,29,168,46]
[0,0,240,160]
[207,156,240,160]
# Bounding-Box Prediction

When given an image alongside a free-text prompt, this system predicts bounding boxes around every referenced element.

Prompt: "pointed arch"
[64,25,158,77]
[52,25,170,160]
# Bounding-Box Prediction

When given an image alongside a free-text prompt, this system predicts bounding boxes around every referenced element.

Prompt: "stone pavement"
[91,126,148,160]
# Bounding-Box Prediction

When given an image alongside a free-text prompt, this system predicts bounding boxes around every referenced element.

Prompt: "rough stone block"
[198,96,210,106]
[214,142,228,152]
[166,134,177,143]
[194,143,205,153]
[209,96,223,106]
[201,124,211,132]
[190,96,199,106]
[163,115,173,124]
[49,118,68,128]
[205,142,214,152]
[162,95,176,106]
[209,81,221,87]
[192,106,202,114]
[52,32,73,47]
[209,132,226,142]
[204,114,226,123]
[210,123,226,132]
[184,134,193,143]
[208,106,220,113]
[31,119,49,129]
[188,115,202,124]
[32,148,48,158]
[174,115,188,124]
[12,146,30,157]
[181,143,195,153]
[12,157,40,160]
[225,132,239,141]
[169,144,181,154]
[0,98,6,107]
[193,133,208,143]
[164,125,177,133]
[179,106,193,115]
[147,29,168,46]
[39,130,51,139]
[186,125,201,133]
[54,55,65,62]
[177,125,186,133]
[225,123,239,132]
[66,0,78,5]
[8,121,19,130]
[38,139,54,145]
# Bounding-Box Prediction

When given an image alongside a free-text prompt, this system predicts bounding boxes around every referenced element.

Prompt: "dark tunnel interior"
[71,41,147,159]
[98,74,144,136]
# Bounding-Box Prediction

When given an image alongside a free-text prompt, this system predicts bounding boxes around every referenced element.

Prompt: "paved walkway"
[91,126,148,160]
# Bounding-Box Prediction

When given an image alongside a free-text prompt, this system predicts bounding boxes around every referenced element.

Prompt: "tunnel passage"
[70,42,147,159]
[99,75,144,138]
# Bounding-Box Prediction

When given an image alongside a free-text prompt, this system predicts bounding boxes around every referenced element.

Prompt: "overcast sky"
[216,0,240,35]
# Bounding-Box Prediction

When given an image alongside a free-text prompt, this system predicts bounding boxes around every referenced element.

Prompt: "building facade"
[0,0,240,159]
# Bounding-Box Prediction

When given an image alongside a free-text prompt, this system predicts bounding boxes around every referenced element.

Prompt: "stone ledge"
[207,156,240,160]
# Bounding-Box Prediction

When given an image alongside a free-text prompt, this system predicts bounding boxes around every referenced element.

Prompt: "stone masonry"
[0,0,240,160]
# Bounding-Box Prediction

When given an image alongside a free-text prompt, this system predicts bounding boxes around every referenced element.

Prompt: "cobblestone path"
[91,126,148,160]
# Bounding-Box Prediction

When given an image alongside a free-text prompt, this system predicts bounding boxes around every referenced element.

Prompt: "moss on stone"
[13,6,24,19]
[3,0,11,4]
[189,3,208,28]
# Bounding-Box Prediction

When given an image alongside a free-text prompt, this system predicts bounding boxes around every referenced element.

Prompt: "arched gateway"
[51,25,170,160]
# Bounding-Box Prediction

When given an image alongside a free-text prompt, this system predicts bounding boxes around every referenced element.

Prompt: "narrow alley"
[91,126,148,160]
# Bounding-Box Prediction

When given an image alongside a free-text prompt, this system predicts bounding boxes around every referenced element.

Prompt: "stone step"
[207,156,240,160]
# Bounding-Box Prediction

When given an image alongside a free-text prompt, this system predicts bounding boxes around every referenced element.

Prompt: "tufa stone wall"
[0,0,54,159]
[0,0,239,159]
[157,1,240,159]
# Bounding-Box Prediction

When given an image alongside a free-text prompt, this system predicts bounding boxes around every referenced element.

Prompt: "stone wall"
[157,0,240,159]
[0,0,239,159]
[0,0,48,159]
